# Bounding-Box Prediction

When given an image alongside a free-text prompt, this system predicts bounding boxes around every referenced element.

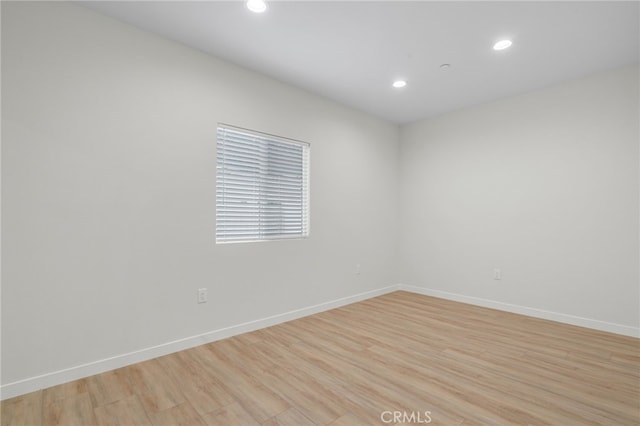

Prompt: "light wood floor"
[2,291,639,425]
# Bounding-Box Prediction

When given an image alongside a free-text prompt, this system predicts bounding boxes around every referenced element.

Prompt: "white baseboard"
[0,285,398,401]
[4,283,637,400]
[398,284,640,338]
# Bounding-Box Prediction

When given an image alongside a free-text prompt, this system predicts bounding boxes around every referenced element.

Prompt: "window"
[216,125,310,243]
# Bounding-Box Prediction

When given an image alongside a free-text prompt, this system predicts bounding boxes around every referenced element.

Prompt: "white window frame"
[216,124,310,243]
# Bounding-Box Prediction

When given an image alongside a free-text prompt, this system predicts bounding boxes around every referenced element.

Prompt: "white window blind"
[216,125,310,243]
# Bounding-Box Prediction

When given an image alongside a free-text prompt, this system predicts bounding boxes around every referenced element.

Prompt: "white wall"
[1,1,399,394]
[399,65,639,332]
[3,0,639,400]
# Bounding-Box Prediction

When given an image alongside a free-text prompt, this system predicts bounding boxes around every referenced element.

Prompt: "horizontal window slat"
[217,219,305,224]
[217,145,303,162]
[217,182,304,193]
[216,174,304,184]
[217,229,304,235]
[218,135,304,152]
[217,130,307,151]
[217,153,303,168]
[216,194,303,202]
[216,206,304,212]
[217,212,304,217]
[217,160,303,175]
[217,167,302,178]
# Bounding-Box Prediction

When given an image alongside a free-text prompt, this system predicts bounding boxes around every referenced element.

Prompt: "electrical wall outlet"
[197,288,208,303]
[355,264,361,275]
[493,268,502,280]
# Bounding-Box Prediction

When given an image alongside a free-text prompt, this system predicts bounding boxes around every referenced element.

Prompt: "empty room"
[1,1,638,425]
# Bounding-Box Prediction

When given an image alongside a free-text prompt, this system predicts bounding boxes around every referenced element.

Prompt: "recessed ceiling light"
[440,63,451,70]
[247,0,267,13]
[392,80,407,88]
[493,40,512,51]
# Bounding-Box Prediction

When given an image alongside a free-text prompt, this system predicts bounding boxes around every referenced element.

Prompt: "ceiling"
[80,1,639,124]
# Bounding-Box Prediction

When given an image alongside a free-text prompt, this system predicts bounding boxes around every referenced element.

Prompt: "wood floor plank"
[93,394,152,426]
[201,402,260,426]
[259,366,347,425]
[126,358,186,414]
[2,291,638,425]
[194,345,291,423]
[0,390,43,426]
[327,412,373,426]
[43,392,96,426]
[43,379,89,408]
[262,407,316,426]
[147,402,206,426]
[156,350,234,416]
[86,368,134,407]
